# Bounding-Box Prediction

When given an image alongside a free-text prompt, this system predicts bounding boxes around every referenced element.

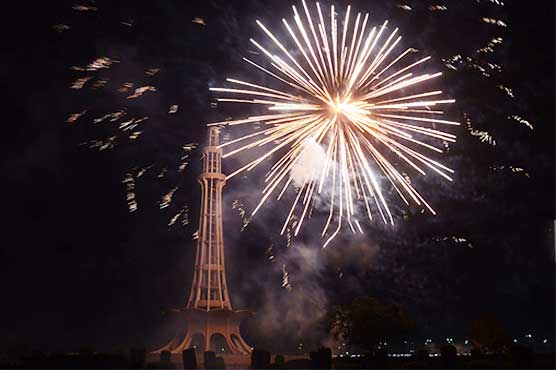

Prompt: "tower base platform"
[153,308,253,357]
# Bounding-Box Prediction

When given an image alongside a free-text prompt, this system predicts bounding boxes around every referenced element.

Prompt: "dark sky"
[1,0,554,354]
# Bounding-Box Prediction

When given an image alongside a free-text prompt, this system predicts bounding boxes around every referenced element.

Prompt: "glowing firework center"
[210,1,459,247]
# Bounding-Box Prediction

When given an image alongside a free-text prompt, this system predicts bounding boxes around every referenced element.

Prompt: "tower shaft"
[154,127,252,359]
[188,127,231,310]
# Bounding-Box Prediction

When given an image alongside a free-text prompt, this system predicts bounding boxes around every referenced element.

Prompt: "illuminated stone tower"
[156,127,252,356]
[188,127,231,310]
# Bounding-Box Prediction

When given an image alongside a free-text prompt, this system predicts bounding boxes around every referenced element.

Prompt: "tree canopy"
[329,297,415,352]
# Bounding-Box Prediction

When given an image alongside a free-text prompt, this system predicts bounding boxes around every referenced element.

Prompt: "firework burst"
[209,1,460,247]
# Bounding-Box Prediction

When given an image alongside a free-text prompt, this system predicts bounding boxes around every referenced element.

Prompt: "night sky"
[2,0,554,354]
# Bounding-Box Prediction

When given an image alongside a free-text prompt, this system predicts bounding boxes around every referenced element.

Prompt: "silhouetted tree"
[310,347,332,369]
[23,351,47,368]
[329,296,415,352]
[414,349,429,362]
[373,347,389,368]
[440,345,458,368]
[401,349,429,369]
[510,344,533,369]
[470,346,482,359]
[469,315,511,353]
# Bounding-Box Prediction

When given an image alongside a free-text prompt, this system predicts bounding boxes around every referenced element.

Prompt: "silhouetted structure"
[214,356,226,369]
[274,354,285,368]
[250,348,271,369]
[160,350,172,363]
[182,349,197,369]
[154,128,252,358]
[151,350,177,368]
[204,351,216,369]
[130,347,146,369]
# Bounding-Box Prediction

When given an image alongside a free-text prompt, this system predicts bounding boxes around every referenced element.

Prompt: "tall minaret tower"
[155,127,252,358]
[188,127,231,310]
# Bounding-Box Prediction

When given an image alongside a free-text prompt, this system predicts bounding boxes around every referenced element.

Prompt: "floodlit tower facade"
[187,128,231,310]
[155,127,252,357]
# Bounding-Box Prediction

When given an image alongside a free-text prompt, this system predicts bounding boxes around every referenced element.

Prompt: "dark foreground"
[1,345,554,369]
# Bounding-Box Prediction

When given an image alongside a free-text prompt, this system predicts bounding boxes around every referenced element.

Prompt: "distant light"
[543,339,548,344]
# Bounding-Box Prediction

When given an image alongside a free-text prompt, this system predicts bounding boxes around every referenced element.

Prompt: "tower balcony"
[198,172,226,181]
[195,264,225,271]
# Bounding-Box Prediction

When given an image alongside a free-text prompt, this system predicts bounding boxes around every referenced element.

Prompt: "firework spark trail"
[209,1,459,247]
